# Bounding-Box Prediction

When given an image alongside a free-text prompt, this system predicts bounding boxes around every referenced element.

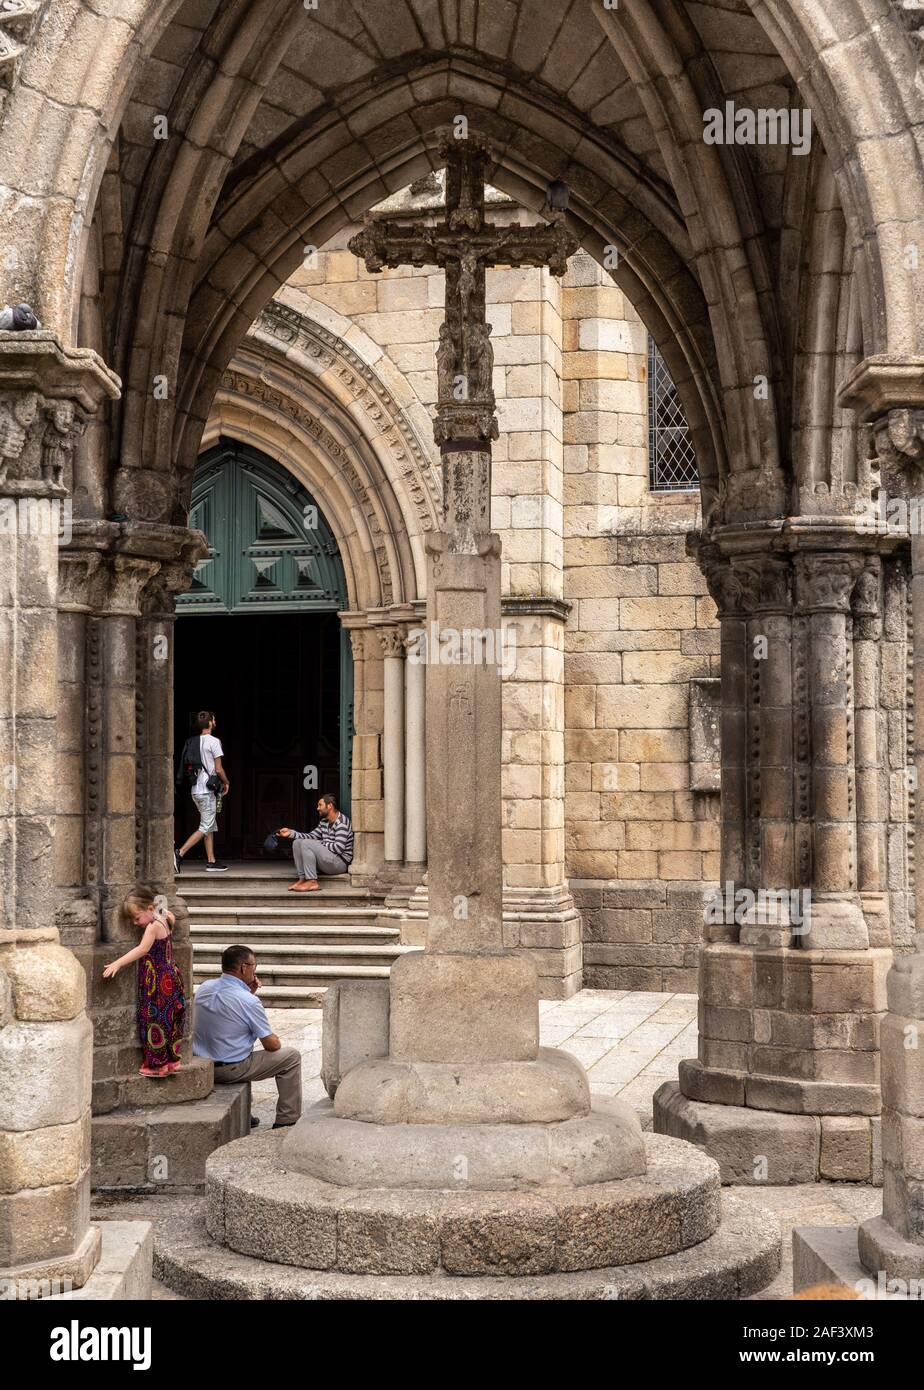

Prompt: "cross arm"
[348,218,439,273]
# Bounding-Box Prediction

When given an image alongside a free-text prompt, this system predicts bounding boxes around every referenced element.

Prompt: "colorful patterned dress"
[138,930,186,1074]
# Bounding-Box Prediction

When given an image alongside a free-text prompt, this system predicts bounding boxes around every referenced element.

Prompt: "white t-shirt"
[194,734,223,796]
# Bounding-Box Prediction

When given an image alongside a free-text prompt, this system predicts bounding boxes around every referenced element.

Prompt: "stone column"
[847,383,924,1280]
[380,625,405,866]
[656,523,894,1185]
[340,625,383,882]
[404,625,426,866]
[0,334,117,1292]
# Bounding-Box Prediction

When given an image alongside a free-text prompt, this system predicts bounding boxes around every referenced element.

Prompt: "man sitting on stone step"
[276,793,354,893]
[193,944,302,1129]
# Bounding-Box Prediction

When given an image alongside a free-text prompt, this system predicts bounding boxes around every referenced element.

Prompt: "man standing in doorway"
[278,793,354,892]
[175,710,230,873]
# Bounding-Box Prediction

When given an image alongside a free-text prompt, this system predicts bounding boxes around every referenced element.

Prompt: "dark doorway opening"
[173,611,342,860]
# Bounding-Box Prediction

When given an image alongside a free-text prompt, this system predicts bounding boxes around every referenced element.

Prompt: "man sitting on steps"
[193,944,302,1129]
[277,793,354,893]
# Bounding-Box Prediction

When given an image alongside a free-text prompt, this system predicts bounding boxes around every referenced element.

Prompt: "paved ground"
[96,989,883,1300]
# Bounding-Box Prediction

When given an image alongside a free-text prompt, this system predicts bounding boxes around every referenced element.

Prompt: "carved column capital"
[378,624,406,660]
[794,553,865,613]
[733,556,792,614]
[104,556,161,617]
[851,556,883,638]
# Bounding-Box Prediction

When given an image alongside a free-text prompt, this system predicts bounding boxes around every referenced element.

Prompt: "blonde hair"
[121,885,164,926]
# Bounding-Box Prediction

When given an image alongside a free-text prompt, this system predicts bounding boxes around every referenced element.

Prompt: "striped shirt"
[293,813,354,865]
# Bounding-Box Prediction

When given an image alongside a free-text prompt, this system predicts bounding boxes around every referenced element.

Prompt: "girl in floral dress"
[102,886,186,1077]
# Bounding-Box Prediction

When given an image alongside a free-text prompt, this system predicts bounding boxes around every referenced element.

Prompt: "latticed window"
[647,337,698,490]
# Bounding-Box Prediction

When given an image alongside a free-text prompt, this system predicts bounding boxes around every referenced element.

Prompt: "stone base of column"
[157,1125,780,1299]
[1,1222,152,1302]
[654,1083,882,1185]
[393,884,583,998]
[652,941,891,1184]
[45,1221,154,1302]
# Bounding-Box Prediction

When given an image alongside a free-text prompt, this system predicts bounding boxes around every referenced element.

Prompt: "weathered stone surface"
[388,950,539,1063]
[654,1081,822,1184]
[203,1131,724,1276]
[820,1117,874,1182]
[154,1191,779,1299]
[333,1047,590,1125]
[321,979,390,1098]
[283,1094,646,1190]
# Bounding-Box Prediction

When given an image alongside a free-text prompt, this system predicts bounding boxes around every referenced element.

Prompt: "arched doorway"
[174,439,352,859]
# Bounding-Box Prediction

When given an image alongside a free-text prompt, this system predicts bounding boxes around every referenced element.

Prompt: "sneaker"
[205,861,229,872]
[173,846,181,875]
[250,1116,260,1129]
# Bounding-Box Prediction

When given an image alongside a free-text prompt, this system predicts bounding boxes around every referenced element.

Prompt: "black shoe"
[272,1121,298,1129]
[205,861,229,872]
[173,847,181,875]
[250,1116,260,1129]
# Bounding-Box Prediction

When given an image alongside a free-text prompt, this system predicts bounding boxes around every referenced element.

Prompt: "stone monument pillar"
[0,331,150,1297]
[157,139,780,1300]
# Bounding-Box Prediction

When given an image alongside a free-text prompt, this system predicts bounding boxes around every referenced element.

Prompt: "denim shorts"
[191,791,217,834]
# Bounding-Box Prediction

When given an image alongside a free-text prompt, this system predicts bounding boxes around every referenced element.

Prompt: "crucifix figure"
[349,136,578,549]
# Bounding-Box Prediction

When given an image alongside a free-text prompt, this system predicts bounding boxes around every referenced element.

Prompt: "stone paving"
[96,989,882,1300]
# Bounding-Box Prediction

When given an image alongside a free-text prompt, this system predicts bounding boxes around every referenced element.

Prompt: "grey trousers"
[293,839,348,880]
[213,1046,302,1125]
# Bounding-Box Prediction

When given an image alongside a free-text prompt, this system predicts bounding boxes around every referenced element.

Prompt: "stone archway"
[4,0,924,1299]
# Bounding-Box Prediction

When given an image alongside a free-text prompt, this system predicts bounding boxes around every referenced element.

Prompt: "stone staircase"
[182,862,414,1006]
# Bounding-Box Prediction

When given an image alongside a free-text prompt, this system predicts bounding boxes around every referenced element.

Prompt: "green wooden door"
[177,440,353,822]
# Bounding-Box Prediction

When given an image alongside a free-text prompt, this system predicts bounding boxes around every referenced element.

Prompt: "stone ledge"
[93,1056,214,1114]
[155,1191,779,1299]
[92,1084,249,1193]
[792,1225,867,1296]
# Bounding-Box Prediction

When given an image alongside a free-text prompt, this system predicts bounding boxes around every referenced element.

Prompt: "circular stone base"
[156,1192,779,1300]
[204,1131,721,1276]
[281,1095,646,1190]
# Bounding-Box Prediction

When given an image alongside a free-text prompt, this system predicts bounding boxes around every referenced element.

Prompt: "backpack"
[176,734,204,788]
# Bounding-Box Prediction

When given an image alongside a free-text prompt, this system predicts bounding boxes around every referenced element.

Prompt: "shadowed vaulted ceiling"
[1,0,914,523]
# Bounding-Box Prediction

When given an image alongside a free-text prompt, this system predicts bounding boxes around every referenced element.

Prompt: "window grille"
[647,337,698,490]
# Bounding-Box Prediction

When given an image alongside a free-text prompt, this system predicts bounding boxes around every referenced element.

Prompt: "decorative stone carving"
[252,302,441,524]
[871,408,924,470]
[794,553,864,613]
[378,625,405,660]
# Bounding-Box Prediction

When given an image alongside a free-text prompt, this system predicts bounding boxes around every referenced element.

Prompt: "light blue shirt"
[193,973,271,1063]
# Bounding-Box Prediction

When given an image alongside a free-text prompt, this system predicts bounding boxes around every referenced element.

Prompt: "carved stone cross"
[349,136,578,540]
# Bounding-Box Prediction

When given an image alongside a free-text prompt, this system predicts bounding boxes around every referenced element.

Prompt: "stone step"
[188,905,383,924]
[191,922,400,944]
[193,942,410,966]
[184,890,375,909]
